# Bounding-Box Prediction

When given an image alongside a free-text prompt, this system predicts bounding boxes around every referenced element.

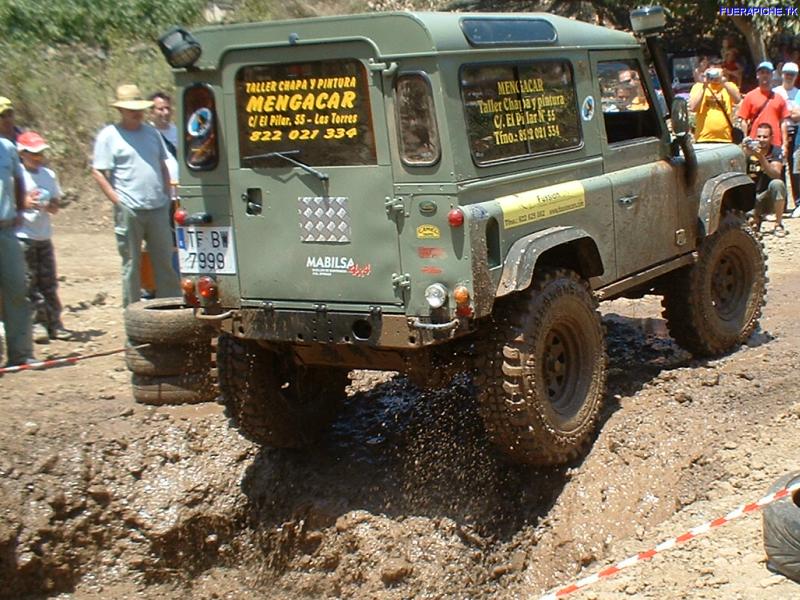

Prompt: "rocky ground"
[0,206,798,600]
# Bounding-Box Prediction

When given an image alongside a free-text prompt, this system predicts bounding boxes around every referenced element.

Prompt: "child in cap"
[16,131,69,342]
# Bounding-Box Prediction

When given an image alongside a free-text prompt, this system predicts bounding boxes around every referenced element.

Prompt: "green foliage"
[0,41,174,192]
[0,0,205,47]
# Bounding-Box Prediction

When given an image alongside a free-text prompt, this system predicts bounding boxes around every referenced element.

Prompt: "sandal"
[774,225,787,237]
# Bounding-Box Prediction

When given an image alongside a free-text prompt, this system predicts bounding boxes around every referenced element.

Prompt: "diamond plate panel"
[298,196,351,243]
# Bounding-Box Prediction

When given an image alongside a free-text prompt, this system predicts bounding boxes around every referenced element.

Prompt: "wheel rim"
[711,246,750,322]
[542,319,584,420]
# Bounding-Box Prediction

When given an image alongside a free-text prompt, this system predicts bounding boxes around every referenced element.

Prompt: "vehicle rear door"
[222,42,402,305]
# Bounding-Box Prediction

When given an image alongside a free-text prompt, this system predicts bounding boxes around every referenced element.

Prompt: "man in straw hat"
[91,84,180,307]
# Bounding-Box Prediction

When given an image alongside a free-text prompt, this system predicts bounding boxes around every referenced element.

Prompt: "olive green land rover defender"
[161,8,765,465]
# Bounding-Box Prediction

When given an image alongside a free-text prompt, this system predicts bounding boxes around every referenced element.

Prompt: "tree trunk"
[730,15,767,64]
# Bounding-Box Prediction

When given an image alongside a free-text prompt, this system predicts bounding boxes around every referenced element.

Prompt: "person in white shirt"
[773,61,800,210]
[15,131,69,343]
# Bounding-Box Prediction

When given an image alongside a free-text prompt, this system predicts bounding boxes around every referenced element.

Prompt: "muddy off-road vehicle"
[157,6,766,465]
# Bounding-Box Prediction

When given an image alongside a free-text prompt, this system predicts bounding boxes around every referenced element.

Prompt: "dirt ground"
[1,199,799,600]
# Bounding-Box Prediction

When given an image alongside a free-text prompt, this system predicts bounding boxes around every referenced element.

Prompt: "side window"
[460,60,581,165]
[395,73,441,166]
[598,60,660,143]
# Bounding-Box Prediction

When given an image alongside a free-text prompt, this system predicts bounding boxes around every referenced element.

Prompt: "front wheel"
[662,212,767,357]
[474,268,607,466]
[217,334,349,448]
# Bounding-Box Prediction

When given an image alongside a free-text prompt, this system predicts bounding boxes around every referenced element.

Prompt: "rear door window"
[460,60,581,165]
[235,58,377,167]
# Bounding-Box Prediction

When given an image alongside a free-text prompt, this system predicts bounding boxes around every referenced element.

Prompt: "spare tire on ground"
[763,471,800,583]
[125,340,213,377]
[124,298,213,345]
[131,372,217,406]
[124,298,218,405]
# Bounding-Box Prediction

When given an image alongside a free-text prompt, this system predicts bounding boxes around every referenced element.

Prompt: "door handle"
[617,195,639,206]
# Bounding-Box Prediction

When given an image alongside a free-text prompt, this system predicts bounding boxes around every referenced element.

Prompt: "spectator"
[693,56,710,84]
[738,61,789,148]
[91,84,180,307]
[0,127,33,366]
[148,91,179,187]
[0,97,21,142]
[773,62,800,209]
[746,122,787,236]
[722,47,744,88]
[16,131,69,343]
[688,58,742,142]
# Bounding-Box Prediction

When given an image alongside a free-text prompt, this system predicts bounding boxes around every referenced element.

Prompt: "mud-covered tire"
[474,268,606,466]
[125,341,213,377]
[662,211,766,357]
[762,471,800,583]
[217,334,349,448]
[131,372,217,405]
[125,298,213,345]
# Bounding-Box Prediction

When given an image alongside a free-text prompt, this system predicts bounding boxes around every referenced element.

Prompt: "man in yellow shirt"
[688,58,742,142]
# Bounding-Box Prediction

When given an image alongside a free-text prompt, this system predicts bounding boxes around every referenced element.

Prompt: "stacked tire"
[124,298,217,405]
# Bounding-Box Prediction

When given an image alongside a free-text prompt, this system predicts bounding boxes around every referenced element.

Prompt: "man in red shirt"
[738,61,789,147]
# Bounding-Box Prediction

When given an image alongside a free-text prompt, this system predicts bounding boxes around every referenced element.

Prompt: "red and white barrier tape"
[0,345,138,375]
[539,478,800,599]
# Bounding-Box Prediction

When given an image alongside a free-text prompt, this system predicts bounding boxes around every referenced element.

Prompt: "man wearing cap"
[0,113,34,366]
[774,62,800,209]
[737,61,790,149]
[91,84,180,307]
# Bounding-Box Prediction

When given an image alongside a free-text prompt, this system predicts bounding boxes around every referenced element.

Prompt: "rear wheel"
[662,211,766,356]
[217,334,349,448]
[475,268,606,466]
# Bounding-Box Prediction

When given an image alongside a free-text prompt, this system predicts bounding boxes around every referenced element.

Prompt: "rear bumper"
[214,306,472,349]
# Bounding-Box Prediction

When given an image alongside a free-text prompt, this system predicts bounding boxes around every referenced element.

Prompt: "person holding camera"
[745,122,787,237]
[688,58,742,143]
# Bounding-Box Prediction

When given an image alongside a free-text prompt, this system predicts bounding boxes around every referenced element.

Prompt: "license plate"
[176,226,236,274]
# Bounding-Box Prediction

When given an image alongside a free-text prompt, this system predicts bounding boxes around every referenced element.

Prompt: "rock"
[119,408,134,417]
[674,391,693,404]
[35,454,59,474]
[381,558,412,584]
[723,441,738,450]
[91,292,108,306]
[789,402,800,418]
[23,421,40,435]
[87,485,112,505]
[701,373,720,386]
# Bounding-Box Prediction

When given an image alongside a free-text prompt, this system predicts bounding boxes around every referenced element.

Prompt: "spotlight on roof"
[158,26,202,69]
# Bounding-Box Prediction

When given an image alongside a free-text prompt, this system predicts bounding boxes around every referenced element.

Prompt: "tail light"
[197,276,218,300]
[181,278,199,306]
[174,207,189,225]
[454,285,473,317]
[448,208,464,228]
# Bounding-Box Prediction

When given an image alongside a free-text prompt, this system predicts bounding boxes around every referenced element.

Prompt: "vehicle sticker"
[581,96,595,121]
[469,205,489,220]
[421,266,443,275]
[306,256,371,277]
[416,224,441,239]
[498,181,585,229]
[188,107,213,138]
[417,247,446,259]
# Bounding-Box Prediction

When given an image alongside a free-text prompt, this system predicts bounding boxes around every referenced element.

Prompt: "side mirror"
[670,97,689,135]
